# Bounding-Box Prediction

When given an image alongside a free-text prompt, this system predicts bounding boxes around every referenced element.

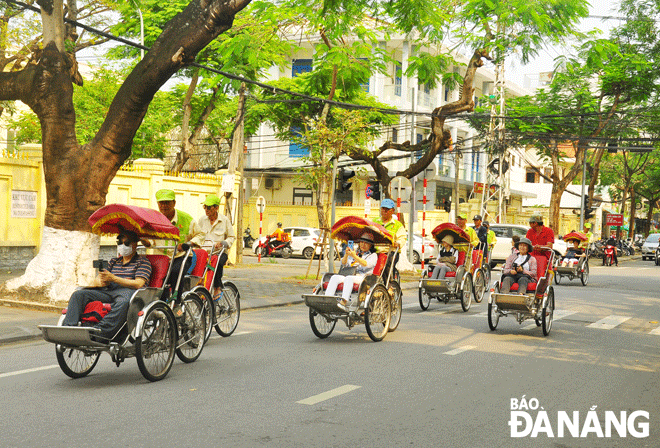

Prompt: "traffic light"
[583,195,595,220]
[337,169,355,192]
[366,181,381,200]
[442,198,451,212]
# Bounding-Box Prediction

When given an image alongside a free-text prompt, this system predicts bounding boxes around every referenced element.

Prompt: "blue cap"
[380,198,395,209]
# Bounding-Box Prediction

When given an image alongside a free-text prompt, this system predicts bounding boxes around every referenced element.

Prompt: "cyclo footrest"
[302,294,346,314]
[492,293,535,312]
[420,278,453,294]
[38,325,108,347]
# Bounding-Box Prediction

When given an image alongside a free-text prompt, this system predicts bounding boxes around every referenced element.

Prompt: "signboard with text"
[473,182,497,195]
[11,190,37,218]
[605,213,624,226]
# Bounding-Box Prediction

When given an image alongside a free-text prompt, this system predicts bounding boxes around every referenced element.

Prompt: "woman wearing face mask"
[62,230,152,341]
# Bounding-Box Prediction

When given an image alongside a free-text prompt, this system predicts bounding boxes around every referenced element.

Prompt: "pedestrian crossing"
[420,306,660,335]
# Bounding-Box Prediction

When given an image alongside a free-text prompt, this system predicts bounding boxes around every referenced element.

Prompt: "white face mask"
[117,243,134,257]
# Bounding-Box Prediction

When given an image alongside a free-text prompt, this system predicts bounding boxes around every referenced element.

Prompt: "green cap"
[457,212,467,220]
[155,189,176,202]
[202,194,221,206]
[584,223,592,229]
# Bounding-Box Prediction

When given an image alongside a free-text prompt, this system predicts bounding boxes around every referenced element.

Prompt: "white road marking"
[522,310,576,330]
[649,326,660,335]
[587,315,631,330]
[209,330,253,340]
[296,384,361,405]
[443,345,476,356]
[0,365,58,379]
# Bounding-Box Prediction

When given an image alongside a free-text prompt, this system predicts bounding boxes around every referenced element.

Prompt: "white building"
[243,30,537,214]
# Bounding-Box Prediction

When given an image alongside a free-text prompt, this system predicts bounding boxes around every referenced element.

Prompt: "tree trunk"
[1,0,252,303]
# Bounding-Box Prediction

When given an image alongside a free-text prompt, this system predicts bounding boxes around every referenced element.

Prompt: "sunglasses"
[203,205,218,210]
[116,239,134,246]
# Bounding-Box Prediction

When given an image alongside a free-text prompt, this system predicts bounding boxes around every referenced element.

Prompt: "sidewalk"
[0,259,420,345]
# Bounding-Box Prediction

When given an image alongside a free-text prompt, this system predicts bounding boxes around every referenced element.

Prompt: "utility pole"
[328,157,338,273]
[454,149,460,219]
[228,84,246,263]
[408,86,416,263]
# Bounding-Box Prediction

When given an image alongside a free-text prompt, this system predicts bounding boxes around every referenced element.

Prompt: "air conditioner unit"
[264,177,281,190]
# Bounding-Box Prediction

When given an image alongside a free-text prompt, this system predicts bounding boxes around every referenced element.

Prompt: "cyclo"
[38,204,207,382]
[418,223,489,312]
[301,216,402,342]
[186,243,241,343]
[488,247,556,336]
[553,231,589,286]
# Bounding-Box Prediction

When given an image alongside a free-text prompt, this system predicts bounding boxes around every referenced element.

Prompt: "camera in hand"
[512,263,520,269]
[93,259,108,271]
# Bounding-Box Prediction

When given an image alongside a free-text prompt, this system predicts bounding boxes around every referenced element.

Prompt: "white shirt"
[189,213,236,248]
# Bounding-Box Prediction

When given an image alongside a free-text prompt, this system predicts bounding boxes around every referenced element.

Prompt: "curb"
[0,299,62,313]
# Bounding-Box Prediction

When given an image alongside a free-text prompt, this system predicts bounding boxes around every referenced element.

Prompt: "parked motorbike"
[243,227,255,248]
[257,235,293,258]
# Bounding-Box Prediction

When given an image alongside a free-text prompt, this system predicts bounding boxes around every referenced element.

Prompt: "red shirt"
[526,226,555,249]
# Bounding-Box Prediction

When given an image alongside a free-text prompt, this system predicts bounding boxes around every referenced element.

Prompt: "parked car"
[411,234,436,264]
[472,223,567,267]
[641,233,660,261]
[252,227,321,258]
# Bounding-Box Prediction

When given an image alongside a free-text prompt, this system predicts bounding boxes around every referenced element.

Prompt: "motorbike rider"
[189,194,236,299]
[605,235,619,266]
[268,222,287,252]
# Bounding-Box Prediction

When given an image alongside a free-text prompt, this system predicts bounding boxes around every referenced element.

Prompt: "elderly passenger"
[500,237,537,294]
[325,232,378,311]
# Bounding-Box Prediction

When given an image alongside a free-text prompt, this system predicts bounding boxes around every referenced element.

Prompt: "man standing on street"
[189,194,236,298]
[472,214,489,258]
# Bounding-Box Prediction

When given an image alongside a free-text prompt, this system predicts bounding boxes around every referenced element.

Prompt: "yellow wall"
[2,147,583,258]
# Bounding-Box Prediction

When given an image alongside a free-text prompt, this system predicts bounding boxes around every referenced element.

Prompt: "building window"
[392,127,398,143]
[292,59,313,77]
[444,86,450,102]
[293,188,313,205]
[289,126,308,157]
[435,185,452,209]
[394,62,402,97]
[526,168,537,183]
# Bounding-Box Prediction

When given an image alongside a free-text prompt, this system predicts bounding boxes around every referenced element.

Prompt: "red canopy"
[431,222,471,245]
[331,216,393,245]
[563,231,588,243]
[88,204,180,240]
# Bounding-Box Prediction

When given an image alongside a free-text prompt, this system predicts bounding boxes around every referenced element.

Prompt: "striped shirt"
[107,254,152,283]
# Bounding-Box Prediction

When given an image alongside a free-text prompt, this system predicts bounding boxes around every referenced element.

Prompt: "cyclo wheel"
[461,273,473,312]
[176,293,206,363]
[418,271,431,311]
[482,263,491,288]
[488,284,500,330]
[214,281,241,337]
[136,302,177,382]
[542,287,555,336]
[56,346,101,379]
[193,287,214,343]
[580,263,589,286]
[365,284,391,342]
[309,308,336,338]
[472,268,486,303]
[388,280,403,332]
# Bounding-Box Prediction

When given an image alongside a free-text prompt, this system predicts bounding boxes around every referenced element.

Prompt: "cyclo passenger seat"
[507,254,548,293]
[321,253,388,293]
[444,251,467,278]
